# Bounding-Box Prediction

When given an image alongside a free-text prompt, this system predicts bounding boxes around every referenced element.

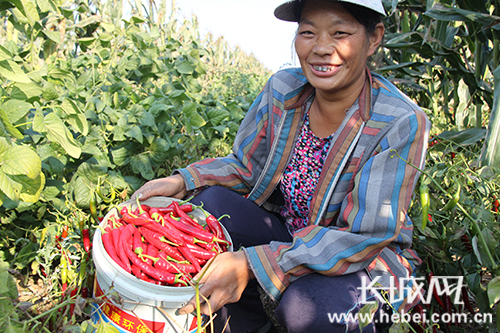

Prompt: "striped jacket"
[177,67,431,311]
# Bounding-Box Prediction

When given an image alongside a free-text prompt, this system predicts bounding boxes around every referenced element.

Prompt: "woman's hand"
[179,251,255,316]
[131,174,188,201]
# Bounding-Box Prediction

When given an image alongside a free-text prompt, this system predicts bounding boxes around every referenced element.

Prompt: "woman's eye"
[335,31,349,36]
[299,30,314,36]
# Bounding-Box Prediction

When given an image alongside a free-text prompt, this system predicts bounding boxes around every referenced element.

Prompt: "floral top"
[279,110,333,233]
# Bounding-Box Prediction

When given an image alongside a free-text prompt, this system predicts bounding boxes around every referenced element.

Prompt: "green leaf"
[207,108,230,126]
[111,146,131,166]
[36,0,56,13]
[125,125,143,143]
[182,102,206,129]
[14,172,45,203]
[139,111,156,130]
[10,82,43,100]
[0,99,31,124]
[0,169,21,202]
[425,3,500,26]
[487,276,500,308]
[358,301,379,331]
[437,128,487,147]
[22,0,39,25]
[0,259,18,299]
[60,99,88,136]
[0,138,9,155]
[480,65,500,167]
[176,60,194,74]
[43,30,62,44]
[149,138,170,163]
[0,45,13,61]
[47,66,76,86]
[0,60,31,83]
[32,111,81,159]
[75,15,100,28]
[130,154,154,180]
[0,108,23,140]
[0,145,41,179]
[70,175,91,209]
[42,82,59,101]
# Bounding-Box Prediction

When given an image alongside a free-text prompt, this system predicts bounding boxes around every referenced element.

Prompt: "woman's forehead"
[299,0,358,25]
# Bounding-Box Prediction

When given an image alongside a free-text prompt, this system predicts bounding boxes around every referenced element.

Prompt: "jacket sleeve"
[244,108,430,301]
[175,78,275,194]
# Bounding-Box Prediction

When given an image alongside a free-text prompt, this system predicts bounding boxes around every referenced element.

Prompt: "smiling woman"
[134,0,431,332]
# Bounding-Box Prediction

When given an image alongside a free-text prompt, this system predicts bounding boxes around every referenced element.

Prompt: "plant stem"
[390,149,500,275]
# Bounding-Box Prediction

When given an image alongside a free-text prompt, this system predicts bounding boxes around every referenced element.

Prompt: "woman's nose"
[313,34,334,56]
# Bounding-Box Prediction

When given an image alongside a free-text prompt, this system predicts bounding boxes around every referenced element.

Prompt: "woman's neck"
[308,79,365,138]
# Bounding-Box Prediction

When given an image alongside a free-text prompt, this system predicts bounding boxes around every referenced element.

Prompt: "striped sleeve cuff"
[243,245,290,302]
[174,167,200,191]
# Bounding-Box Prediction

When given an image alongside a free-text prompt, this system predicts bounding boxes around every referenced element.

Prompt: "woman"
[133,0,430,332]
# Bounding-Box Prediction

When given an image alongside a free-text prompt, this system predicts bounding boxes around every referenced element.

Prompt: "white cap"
[274,0,387,21]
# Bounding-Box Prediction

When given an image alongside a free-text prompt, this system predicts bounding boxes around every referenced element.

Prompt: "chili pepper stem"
[135,195,146,214]
[390,149,500,275]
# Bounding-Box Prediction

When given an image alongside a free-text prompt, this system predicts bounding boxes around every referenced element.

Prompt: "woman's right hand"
[131,174,188,201]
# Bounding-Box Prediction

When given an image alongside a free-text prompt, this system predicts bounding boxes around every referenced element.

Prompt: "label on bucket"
[92,278,203,333]
[94,281,166,333]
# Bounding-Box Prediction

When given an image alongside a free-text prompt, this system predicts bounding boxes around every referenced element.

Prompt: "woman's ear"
[368,23,385,56]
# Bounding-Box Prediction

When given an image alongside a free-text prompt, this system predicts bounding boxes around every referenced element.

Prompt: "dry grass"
[259,287,288,333]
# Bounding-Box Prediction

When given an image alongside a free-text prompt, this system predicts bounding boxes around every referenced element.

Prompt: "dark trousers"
[190,186,384,333]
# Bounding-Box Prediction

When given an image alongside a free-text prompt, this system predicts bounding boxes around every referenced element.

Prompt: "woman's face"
[295,0,384,97]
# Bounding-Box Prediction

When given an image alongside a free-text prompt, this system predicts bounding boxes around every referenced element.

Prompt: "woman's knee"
[275,272,377,333]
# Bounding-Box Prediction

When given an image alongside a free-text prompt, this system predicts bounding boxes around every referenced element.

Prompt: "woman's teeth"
[313,65,332,72]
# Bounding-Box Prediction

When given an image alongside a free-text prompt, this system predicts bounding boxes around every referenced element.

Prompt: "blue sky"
[173,0,299,72]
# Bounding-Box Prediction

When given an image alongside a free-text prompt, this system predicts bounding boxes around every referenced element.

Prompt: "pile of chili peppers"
[101,199,231,286]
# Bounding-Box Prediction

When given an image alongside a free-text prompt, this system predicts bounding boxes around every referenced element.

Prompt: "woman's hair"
[341,2,383,35]
[294,0,384,35]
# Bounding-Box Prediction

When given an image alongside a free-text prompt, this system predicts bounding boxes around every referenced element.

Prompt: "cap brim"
[274,0,386,22]
[274,1,301,22]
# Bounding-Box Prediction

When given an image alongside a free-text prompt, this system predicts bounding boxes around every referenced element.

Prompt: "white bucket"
[91,196,232,333]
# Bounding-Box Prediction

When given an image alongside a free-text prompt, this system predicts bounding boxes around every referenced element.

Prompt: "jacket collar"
[283,66,373,123]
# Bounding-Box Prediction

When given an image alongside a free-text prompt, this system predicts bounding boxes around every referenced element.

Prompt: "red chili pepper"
[124,241,187,285]
[131,264,144,279]
[117,224,136,273]
[204,212,229,245]
[461,234,473,252]
[461,286,475,314]
[155,252,197,274]
[82,287,89,298]
[175,226,209,246]
[146,213,185,245]
[69,287,78,316]
[177,244,202,272]
[121,208,154,226]
[413,304,425,331]
[140,204,151,214]
[82,229,91,253]
[102,230,128,271]
[61,225,69,239]
[133,231,145,256]
[426,272,445,308]
[165,214,228,245]
[110,226,123,255]
[144,243,158,265]
[186,243,218,260]
[138,227,185,262]
[170,201,198,227]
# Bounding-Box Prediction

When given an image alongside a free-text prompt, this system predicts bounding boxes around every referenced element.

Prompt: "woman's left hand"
[178,251,254,315]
